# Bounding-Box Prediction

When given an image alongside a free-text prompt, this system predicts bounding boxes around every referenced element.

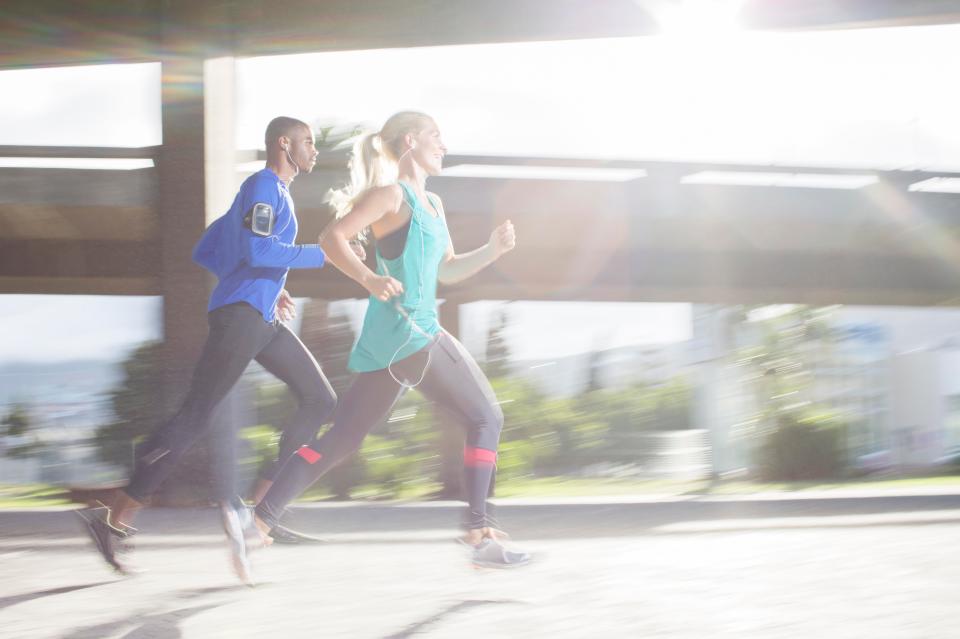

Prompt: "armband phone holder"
[244,203,275,237]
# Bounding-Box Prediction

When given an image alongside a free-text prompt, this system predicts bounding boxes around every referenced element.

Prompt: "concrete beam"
[3,1,960,70]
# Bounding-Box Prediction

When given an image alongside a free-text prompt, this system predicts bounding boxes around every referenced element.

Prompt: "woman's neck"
[398,160,427,191]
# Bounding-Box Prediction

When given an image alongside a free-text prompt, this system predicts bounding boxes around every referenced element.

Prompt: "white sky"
[2,23,959,364]
[0,24,957,169]
[235,25,960,170]
[0,296,162,364]
[0,63,162,147]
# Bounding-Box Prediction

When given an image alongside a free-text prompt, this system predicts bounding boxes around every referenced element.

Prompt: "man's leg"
[79,305,276,575]
[92,304,272,536]
[121,305,275,509]
[241,323,338,542]
[251,324,337,499]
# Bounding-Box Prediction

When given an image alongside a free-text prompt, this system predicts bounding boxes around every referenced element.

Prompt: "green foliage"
[754,412,847,481]
[313,121,365,150]
[2,403,40,459]
[483,309,512,378]
[730,305,854,479]
[95,341,165,469]
[350,395,441,497]
[236,338,697,498]
[495,376,693,476]
[237,424,280,475]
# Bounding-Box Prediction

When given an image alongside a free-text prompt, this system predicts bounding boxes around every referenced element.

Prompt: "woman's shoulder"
[356,184,403,212]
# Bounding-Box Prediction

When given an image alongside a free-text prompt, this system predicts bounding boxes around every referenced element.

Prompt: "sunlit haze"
[236,25,960,170]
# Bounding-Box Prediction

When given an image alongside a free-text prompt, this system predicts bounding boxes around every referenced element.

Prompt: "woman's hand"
[364,274,404,302]
[489,220,516,259]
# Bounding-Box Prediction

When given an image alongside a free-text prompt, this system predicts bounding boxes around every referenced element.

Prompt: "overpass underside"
[3,150,960,307]
[4,0,960,308]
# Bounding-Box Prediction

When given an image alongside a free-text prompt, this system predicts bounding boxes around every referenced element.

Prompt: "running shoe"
[469,537,532,569]
[76,505,133,575]
[220,500,254,586]
[269,523,326,545]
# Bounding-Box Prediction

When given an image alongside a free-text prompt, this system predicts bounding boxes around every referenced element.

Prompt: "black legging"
[125,302,337,502]
[256,331,503,530]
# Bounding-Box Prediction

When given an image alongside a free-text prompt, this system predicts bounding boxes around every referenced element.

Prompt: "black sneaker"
[469,537,533,569]
[76,506,132,574]
[269,523,326,545]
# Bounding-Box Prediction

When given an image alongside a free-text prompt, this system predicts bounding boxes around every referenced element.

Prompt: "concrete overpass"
[3,0,960,409]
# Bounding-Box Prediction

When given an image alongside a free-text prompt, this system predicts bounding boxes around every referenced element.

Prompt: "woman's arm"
[320,185,405,301]
[435,195,516,285]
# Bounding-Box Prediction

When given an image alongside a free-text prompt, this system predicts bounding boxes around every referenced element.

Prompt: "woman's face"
[412,121,447,176]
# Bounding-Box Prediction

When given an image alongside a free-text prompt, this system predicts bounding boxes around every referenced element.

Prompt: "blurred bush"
[754,412,848,481]
[95,341,165,471]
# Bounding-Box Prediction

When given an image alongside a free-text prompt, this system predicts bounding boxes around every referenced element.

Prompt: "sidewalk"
[5,485,960,540]
[3,489,960,638]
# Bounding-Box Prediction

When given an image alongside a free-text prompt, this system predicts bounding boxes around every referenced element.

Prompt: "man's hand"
[489,220,516,258]
[277,289,297,322]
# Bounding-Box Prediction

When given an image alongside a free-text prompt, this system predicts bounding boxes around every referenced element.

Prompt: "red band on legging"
[296,446,322,464]
[464,446,497,466]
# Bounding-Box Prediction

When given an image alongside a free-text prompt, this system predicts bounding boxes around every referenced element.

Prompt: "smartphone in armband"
[244,203,275,237]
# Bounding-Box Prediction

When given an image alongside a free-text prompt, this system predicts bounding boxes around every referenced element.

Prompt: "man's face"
[285,126,318,173]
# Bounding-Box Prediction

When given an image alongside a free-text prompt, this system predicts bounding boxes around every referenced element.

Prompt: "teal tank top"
[348,182,450,372]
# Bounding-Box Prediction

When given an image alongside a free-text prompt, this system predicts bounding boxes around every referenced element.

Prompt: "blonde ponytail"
[325,111,434,236]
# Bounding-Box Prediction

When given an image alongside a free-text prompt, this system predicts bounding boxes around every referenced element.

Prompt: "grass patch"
[0,484,72,508]
[493,477,710,498]
[491,474,960,498]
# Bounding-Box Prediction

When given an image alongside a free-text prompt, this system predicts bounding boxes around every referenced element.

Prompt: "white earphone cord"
[382,172,432,389]
[284,146,300,179]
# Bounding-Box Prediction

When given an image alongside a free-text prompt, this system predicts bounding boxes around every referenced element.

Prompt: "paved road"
[2,490,959,638]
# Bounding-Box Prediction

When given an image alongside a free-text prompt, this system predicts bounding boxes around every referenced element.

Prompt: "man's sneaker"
[76,506,132,575]
[220,501,255,586]
[469,537,532,569]
[269,523,326,545]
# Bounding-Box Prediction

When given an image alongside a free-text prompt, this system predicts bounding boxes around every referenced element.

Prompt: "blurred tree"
[483,308,512,378]
[313,121,365,150]
[2,403,40,459]
[299,300,356,398]
[297,299,362,499]
[730,306,848,479]
[95,341,165,470]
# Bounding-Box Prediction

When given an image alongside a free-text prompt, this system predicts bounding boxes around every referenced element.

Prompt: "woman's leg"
[413,333,503,534]
[254,368,404,530]
[253,324,338,491]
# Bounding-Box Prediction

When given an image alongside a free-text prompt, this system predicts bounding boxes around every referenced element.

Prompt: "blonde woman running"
[254,111,529,568]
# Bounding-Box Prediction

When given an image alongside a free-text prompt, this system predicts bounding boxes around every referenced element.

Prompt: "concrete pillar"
[154,2,235,503]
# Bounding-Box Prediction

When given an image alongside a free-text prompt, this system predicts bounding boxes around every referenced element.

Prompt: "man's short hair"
[265,116,310,149]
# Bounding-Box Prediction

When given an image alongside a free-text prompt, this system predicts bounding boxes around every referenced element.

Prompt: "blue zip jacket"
[192,168,325,322]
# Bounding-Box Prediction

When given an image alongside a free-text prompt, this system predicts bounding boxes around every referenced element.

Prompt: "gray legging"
[125,302,337,502]
[256,331,504,530]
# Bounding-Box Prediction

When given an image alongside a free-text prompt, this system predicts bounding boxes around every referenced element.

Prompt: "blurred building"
[694,305,960,476]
